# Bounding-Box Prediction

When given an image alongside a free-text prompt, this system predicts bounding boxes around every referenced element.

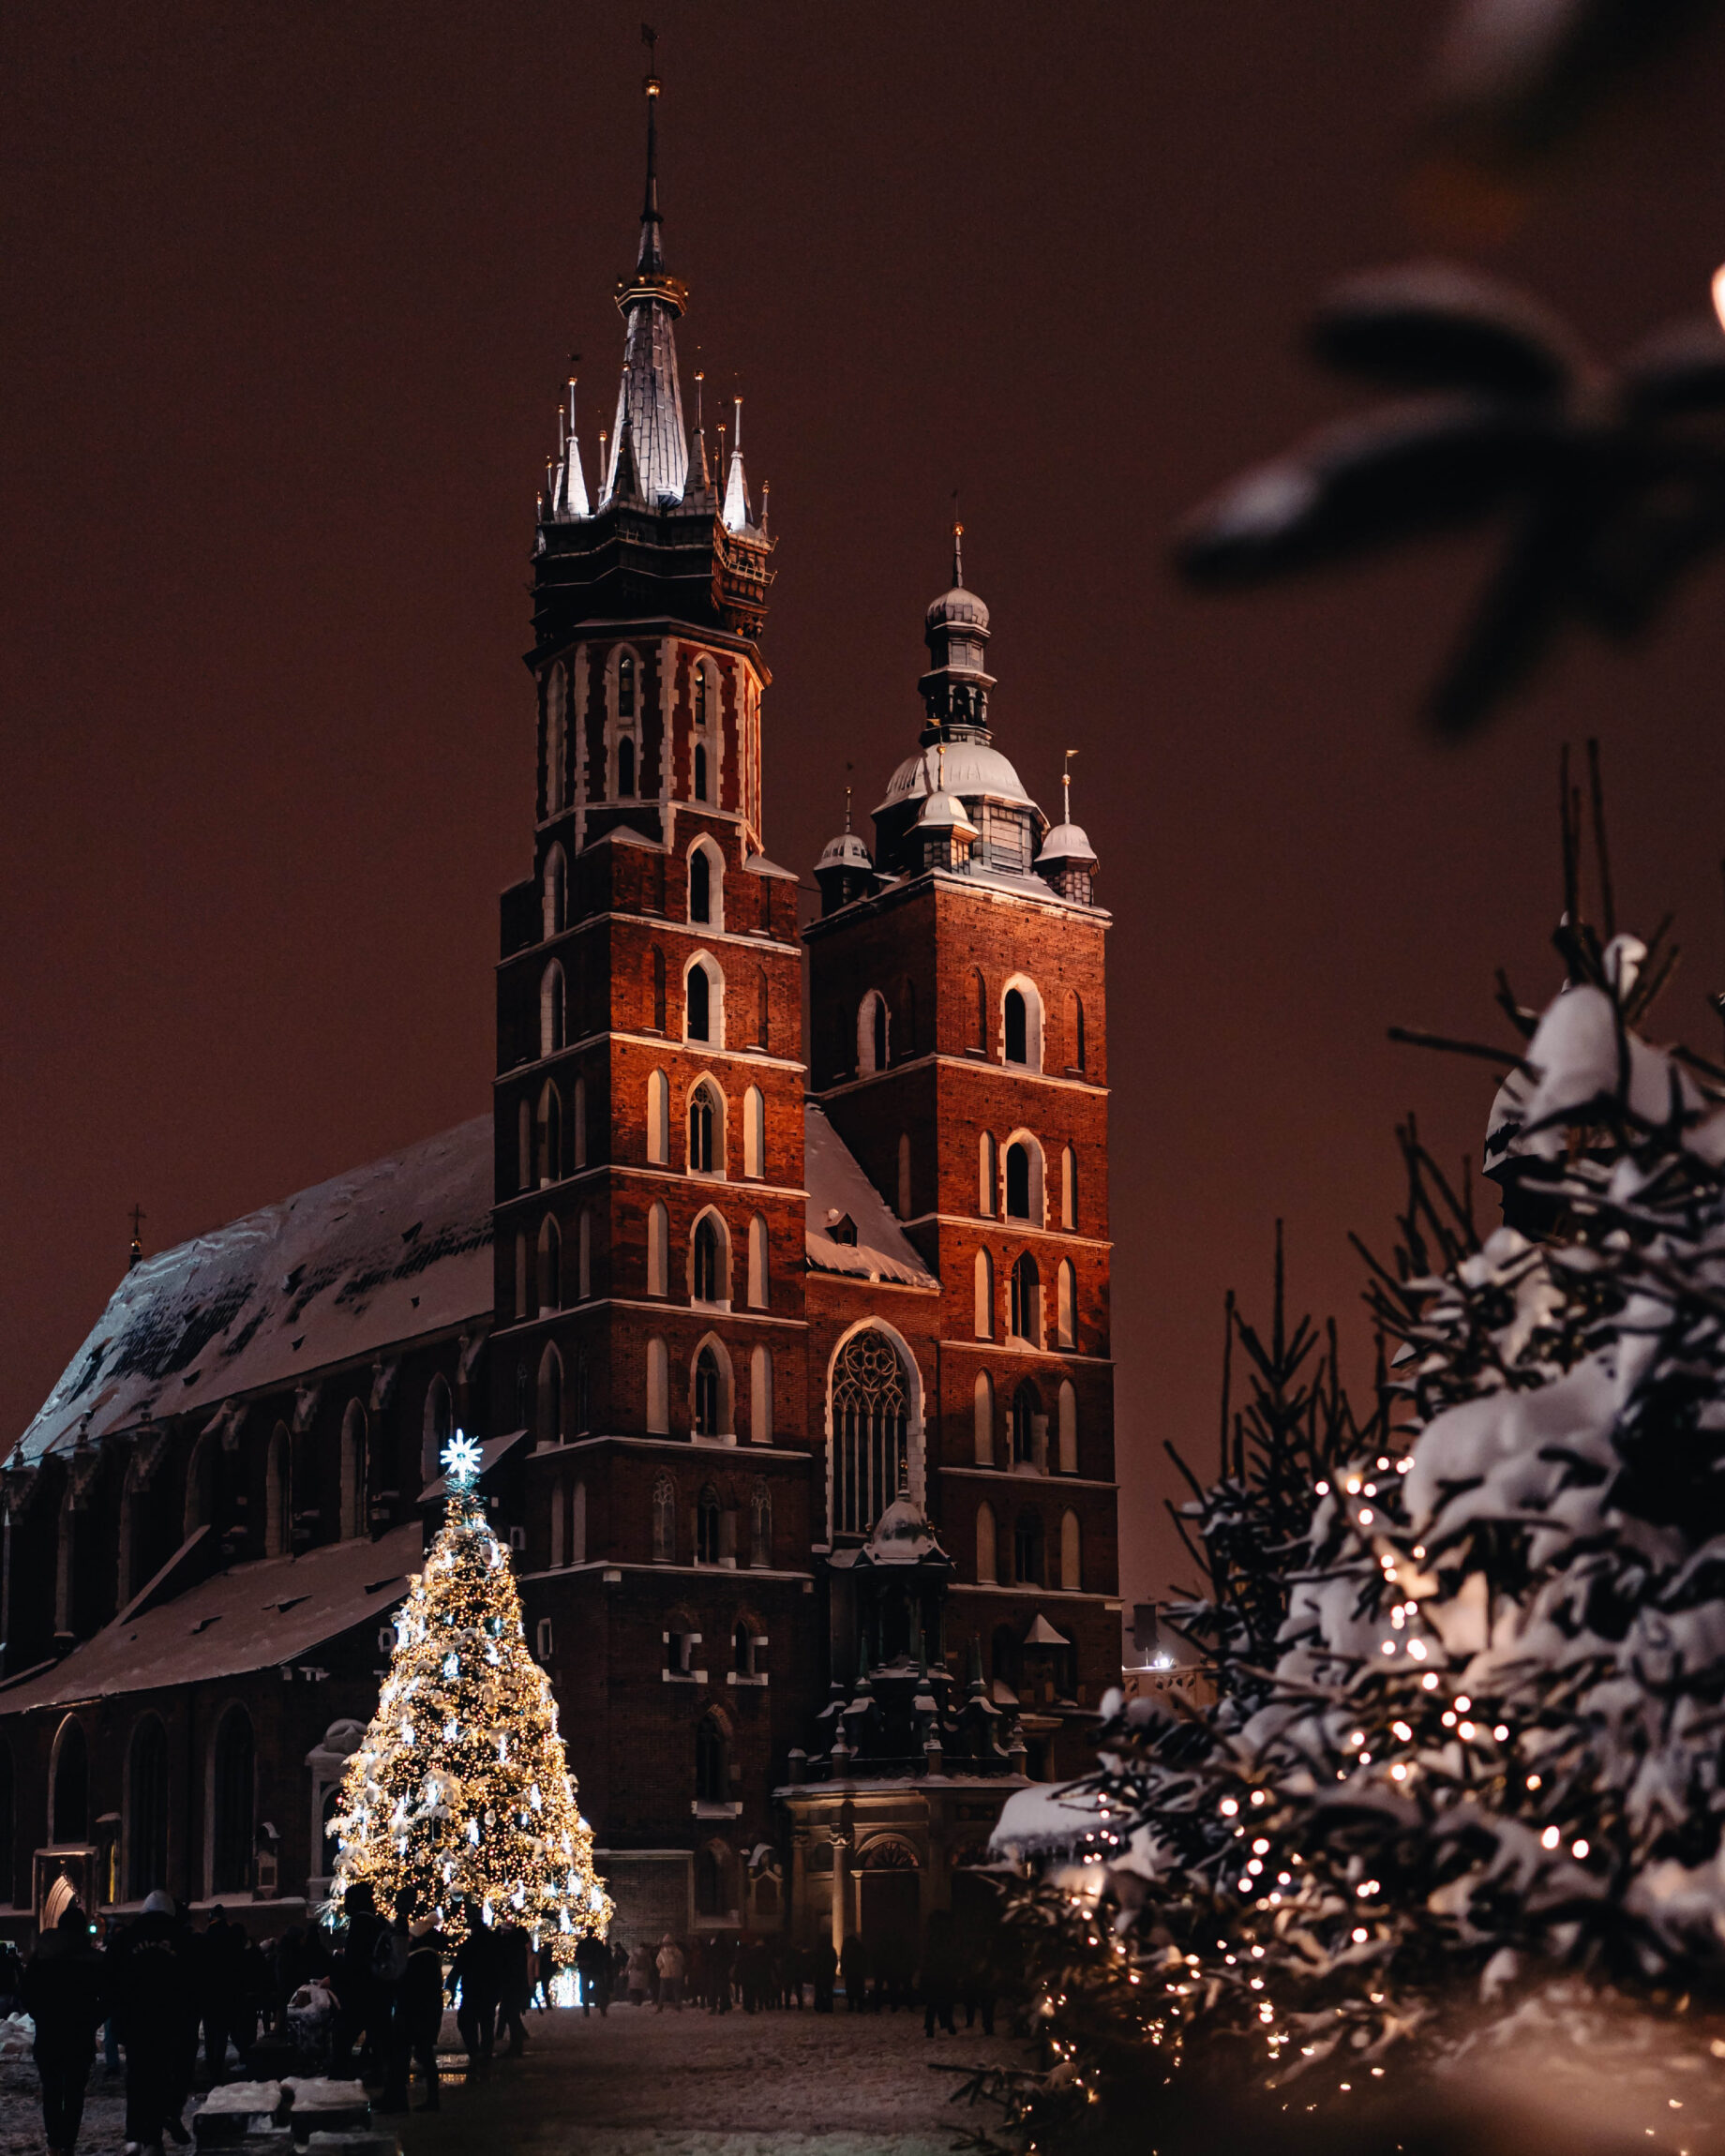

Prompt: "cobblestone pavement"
[0,2007,1027,2154]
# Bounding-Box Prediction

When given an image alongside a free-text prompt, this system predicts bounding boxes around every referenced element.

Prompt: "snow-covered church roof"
[15,1119,496,1463]
[14,1100,936,1465]
[0,1521,423,1713]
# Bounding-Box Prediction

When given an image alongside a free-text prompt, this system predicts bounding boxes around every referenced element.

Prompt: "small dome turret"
[1035,756,1099,904]
[814,814,874,918]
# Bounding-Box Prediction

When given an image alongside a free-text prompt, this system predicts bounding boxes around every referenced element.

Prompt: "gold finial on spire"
[1063,747,1078,822]
[952,520,965,588]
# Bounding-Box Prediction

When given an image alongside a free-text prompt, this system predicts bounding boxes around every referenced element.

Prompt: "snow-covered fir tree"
[991,807,1725,2149]
[330,1434,611,1955]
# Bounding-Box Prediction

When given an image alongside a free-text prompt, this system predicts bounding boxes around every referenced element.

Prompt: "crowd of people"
[3,1889,1010,2154]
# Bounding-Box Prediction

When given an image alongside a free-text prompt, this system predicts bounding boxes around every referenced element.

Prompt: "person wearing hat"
[21,1900,106,2156]
[110,1889,195,2154]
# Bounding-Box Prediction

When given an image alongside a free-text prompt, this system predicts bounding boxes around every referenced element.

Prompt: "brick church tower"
[489,75,817,1934]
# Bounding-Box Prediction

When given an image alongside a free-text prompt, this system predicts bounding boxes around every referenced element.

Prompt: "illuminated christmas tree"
[330,1433,611,1958]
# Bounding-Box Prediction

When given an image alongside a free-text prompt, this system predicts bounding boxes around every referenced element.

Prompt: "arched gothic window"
[1061,1146,1077,1230]
[647,1070,669,1164]
[974,1249,994,1339]
[537,1342,564,1448]
[1058,1379,1078,1474]
[747,1214,768,1309]
[690,846,712,924]
[686,963,712,1042]
[650,948,668,1033]
[647,1338,670,1433]
[694,742,709,801]
[617,735,637,797]
[859,991,888,1075]
[975,1501,998,1584]
[536,1081,561,1186]
[1004,987,1028,1065]
[750,1343,773,1445]
[750,1480,772,1566]
[127,1715,169,1900]
[1014,1510,1044,1586]
[572,1073,588,1168]
[695,1714,727,1803]
[51,1717,87,1844]
[1065,990,1085,1071]
[831,1330,910,1536]
[1005,1142,1032,1220]
[617,648,636,719]
[652,1474,676,1562]
[540,962,565,1056]
[1012,1381,1041,1467]
[694,661,711,730]
[979,1132,997,1218]
[688,1082,719,1173]
[696,1484,722,1564]
[536,1215,562,1311]
[1011,1252,1042,1347]
[742,1085,764,1178]
[211,1706,255,1894]
[694,1347,723,1438]
[543,845,567,939]
[693,1216,723,1303]
[648,1201,669,1295]
[1057,1259,1076,1347]
[973,1371,995,1465]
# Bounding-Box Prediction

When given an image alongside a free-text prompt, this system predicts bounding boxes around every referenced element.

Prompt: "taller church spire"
[603,67,689,508]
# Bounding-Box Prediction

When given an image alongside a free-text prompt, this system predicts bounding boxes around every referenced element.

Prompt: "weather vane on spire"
[642,21,659,89]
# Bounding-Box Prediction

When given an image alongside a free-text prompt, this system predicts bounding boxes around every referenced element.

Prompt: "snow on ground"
[0,2005,1028,2154]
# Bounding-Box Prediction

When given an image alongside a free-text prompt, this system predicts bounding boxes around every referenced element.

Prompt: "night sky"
[6,5,1725,1613]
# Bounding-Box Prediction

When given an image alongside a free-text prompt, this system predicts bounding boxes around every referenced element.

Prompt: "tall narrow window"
[648,1201,669,1295]
[690,847,712,924]
[973,968,988,1051]
[1060,1509,1082,1591]
[340,1401,368,1538]
[537,1343,564,1448]
[1065,991,1085,1071]
[518,1100,532,1192]
[646,1070,670,1164]
[514,1229,529,1321]
[742,1086,765,1178]
[695,662,710,730]
[127,1715,169,1901]
[1011,1252,1042,1346]
[1057,1259,1076,1348]
[686,964,712,1042]
[650,948,667,1032]
[540,962,565,1056]
[1005,1142,1032,1220]
[748,1213,769,1308]
[975,1501,998,1585]
[694,742,709,801]
[973,1371,995,1465]
[618,648,636,718]
[1058,1379,1078,1475]
[694,1347,723,1437]
[1061,1146,1076,1230]
[551,1479,566,1568]
[688,1081,719,1173]
[536,1081,561,1186]
[545,667,566,814]
[750,1345,773,1445]
[574,1350,591,1433]
[647,1338,670,1433]
[536,1215,562,1312]
[974,1249,994,1339]
[543,845,567,939]
[756,968,770,1051]
[750,1479,772,1565]
[572,1073,588,1169]
[618,735,637,797]
[979,1132,997,1218]
[830,1329,910,1535]
[695,1713,726,1800]
[697,1488,721,1563]
[1012,1381,1041,1468]
[652,1473,676,1562]
[693,1217,723,1303]
[211,1708,255,1895]
[1014,1510,1044,1586]
[578,1207,592,1299]
[51,1718,88,1843]
[1004,988,1028,1065]
[570,1480,587,1565]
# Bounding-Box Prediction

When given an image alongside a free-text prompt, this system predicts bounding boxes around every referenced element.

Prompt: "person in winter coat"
[573,1932,611,2015]
[22,1902,106,2156]
[195,1907,247,2082]
[450,1911,501,2068]
[839,1933,869,2014]
[110,1889,197,2153]
[494,1921,532,2056]
[373,1910,416,2115]
[395,1918,447,2112]
[919,1909,959,2037]
[624,1939,653,2005]
[652,1936,684,2010]
[811,1937,837,2014]
[329,1881,387,2081]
